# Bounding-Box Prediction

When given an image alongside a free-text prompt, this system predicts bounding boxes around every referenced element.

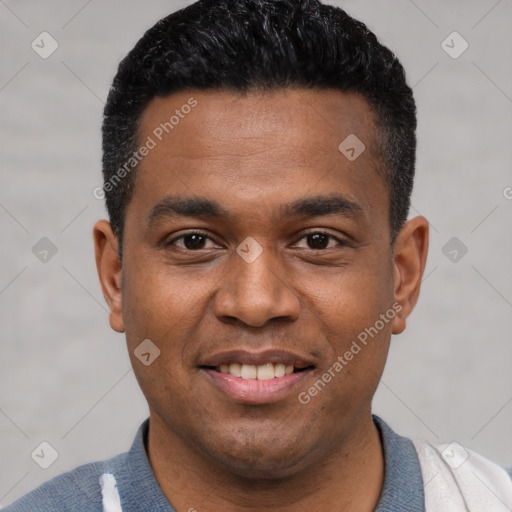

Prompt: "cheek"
[305,255,394,334]
[122,258,206,337]
[120,259,220,399]
[300,313,391,421]
[121,267,200,418]
[299,257,394,395]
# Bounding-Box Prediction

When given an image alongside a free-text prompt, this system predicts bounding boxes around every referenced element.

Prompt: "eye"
[294,231,349,250]
[166,231,218,250]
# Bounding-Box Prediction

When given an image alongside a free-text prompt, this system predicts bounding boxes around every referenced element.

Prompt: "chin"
[217,452,310,481]
[200,432,316,480]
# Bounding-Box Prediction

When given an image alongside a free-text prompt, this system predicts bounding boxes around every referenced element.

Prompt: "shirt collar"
[373,414,425,512]
[122,416,425,511]
[110,419,174,511]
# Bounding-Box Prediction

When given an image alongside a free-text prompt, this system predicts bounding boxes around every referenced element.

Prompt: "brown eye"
[167,231,216,250]
[307,233,330,249]
[295,232,349,250]
[181,233,207,250]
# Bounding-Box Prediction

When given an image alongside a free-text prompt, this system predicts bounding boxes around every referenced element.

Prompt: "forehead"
[139,88,378,160]
[128,88,388,233]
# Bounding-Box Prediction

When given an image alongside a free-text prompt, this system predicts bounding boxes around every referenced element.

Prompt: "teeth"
[241,364,257,379]
[229,363,242,377]
[218,362,302,380]
[275,363,286,377]
[257,363,275,380]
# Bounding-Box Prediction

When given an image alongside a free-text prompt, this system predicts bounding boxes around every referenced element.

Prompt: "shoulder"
[412,438,512,511]
[2,452,127,512]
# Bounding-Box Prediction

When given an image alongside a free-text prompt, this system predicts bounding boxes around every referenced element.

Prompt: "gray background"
[1,0,511,506]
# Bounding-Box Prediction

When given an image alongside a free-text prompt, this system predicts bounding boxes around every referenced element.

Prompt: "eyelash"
[166,230,349,250]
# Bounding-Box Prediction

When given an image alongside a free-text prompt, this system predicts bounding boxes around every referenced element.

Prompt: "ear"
[391,216,429,335]
[93,220,125,333]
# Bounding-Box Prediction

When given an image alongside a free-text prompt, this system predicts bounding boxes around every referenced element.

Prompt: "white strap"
[412,439,512,512]
[99,473,123,512]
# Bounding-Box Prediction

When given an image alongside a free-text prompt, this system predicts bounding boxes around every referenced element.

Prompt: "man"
[5,1,511,511]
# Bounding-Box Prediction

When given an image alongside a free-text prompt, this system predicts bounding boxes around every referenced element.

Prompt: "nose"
[213,246,300,327]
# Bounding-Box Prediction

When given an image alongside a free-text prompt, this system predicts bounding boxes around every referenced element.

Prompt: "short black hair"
[102,0,417,260]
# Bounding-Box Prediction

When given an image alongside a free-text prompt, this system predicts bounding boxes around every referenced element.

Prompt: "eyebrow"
[148,194,363,226]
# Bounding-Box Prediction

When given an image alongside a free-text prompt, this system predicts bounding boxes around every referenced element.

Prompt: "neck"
[147,411,385,512]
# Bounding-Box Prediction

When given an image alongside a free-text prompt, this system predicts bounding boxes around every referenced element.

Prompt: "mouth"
[201,362,313,380]
[198,350,316,404]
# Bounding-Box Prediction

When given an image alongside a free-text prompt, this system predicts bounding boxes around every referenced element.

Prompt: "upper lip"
[198,349,316,369]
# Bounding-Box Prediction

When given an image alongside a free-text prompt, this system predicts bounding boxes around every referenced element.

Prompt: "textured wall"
[1,0,511,506]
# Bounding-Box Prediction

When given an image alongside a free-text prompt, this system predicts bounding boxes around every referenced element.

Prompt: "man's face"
[107,89,404,477]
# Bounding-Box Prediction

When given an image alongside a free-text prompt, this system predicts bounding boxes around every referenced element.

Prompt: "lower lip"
[202,368,313,404]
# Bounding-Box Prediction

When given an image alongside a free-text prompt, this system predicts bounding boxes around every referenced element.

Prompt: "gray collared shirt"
[4,415,425,511]
[373,415,425,511]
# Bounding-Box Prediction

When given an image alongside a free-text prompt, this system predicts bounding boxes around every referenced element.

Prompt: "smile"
[213,362,309,380]
[199,350,316,404]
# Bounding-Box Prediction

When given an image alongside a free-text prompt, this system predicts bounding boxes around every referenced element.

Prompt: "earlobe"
[391,216,429,335]
[93,220,125,333]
